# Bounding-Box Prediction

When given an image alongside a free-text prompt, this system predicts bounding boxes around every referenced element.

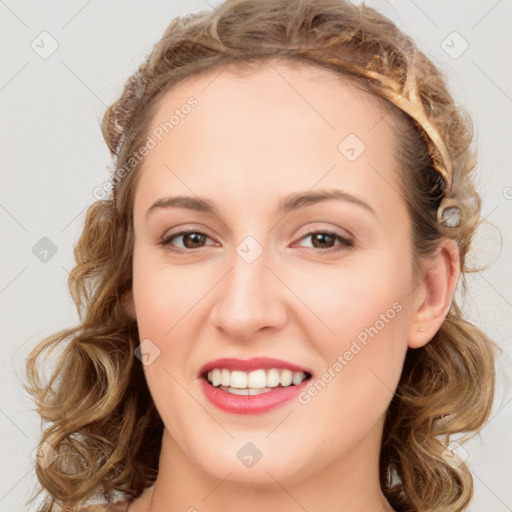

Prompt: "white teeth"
[226,387,250,395]
[212,369,221,387]
[248,369,266,388]
[221,368,230,387]
[219,386,273,395]
[247,387,269,395]
[266,368,281,387]
[292,371,305,385]
[280,369,293,387]
[230,370,248,388]
[205,368,308,390]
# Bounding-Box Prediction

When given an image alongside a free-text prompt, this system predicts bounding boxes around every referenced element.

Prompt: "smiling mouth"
[203,368,312,395]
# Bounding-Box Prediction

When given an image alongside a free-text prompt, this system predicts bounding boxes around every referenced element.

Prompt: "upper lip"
[198,357,313,378]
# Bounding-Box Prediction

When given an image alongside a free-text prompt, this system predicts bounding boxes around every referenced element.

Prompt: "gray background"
[1,0,511,510]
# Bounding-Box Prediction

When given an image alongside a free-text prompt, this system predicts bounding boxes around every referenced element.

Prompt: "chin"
[183,433,314,487]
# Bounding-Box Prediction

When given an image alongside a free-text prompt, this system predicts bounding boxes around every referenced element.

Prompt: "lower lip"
[200,377,310,415]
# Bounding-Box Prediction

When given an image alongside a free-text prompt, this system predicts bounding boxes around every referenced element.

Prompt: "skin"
[124,60,460,512]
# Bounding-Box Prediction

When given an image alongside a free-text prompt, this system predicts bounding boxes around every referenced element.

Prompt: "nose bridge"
[210,236,287,339]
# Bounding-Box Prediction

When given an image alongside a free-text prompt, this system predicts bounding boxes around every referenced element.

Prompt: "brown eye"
[181,232,207,248]
[295,230,354,253]
[161,230,214,251]
[310,232,336,249]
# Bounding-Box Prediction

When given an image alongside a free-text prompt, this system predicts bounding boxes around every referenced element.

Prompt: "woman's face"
[129,61,423,486]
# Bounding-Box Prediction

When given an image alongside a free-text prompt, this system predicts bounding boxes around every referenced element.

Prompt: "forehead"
[133,59,402,219]
[148,59,393,133]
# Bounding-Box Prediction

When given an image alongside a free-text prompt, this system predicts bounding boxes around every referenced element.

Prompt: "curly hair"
[26,1,500,511]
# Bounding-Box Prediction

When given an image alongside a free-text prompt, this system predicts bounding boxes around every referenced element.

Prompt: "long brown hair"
[26,1,499,510]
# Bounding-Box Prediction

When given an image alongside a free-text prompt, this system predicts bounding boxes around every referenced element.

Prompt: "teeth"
[248,369,266,388]
[221,368,230,387]
[212,369,221,387]
[219,386,272,395]
[206,368,308,389]
[266,368,281,387]
[292,371,305,385]
[280,369,293,386]
[230,370,248,388]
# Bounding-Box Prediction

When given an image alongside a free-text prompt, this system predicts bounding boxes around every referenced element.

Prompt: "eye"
[293,230,354,253]
[160,230,217,253]
[160,228,354,254]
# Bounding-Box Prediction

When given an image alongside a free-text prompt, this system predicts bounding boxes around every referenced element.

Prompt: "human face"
[130,60,418,489]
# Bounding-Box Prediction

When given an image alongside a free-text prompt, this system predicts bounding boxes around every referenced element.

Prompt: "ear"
[123,289,137,320]
[408,238,460,349]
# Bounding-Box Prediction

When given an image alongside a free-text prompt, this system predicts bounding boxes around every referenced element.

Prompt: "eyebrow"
[145,189,376,219]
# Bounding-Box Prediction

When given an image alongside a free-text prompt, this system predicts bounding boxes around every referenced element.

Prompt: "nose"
[209,247,288,341]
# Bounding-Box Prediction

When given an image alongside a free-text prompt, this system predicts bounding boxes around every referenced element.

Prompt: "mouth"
[198,357,313,414]
[202,367,312,395]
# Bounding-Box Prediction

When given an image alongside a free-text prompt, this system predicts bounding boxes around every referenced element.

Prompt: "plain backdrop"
[1,0,511,510]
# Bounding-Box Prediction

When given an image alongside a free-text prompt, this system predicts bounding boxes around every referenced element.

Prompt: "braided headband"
[293,46,461,228]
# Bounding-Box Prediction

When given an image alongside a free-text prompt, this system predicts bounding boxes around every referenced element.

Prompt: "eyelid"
[160,224,354,253]
[160,224,216,242]
[292,223,353,243]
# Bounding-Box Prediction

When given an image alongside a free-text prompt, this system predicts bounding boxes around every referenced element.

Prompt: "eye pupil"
[312,233,334,248]
[184,232,205,248]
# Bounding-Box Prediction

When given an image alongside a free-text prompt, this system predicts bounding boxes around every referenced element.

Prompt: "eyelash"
[160,229,354,254]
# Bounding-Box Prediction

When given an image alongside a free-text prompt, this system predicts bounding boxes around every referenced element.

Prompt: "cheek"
[289,250,412,414]
[279,246,412,342]
[131,252,206,431]
[131,245,212,339]
[131,246,221,399]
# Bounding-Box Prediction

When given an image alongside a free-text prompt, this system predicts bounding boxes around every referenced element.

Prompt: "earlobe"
[408,238,460,349]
